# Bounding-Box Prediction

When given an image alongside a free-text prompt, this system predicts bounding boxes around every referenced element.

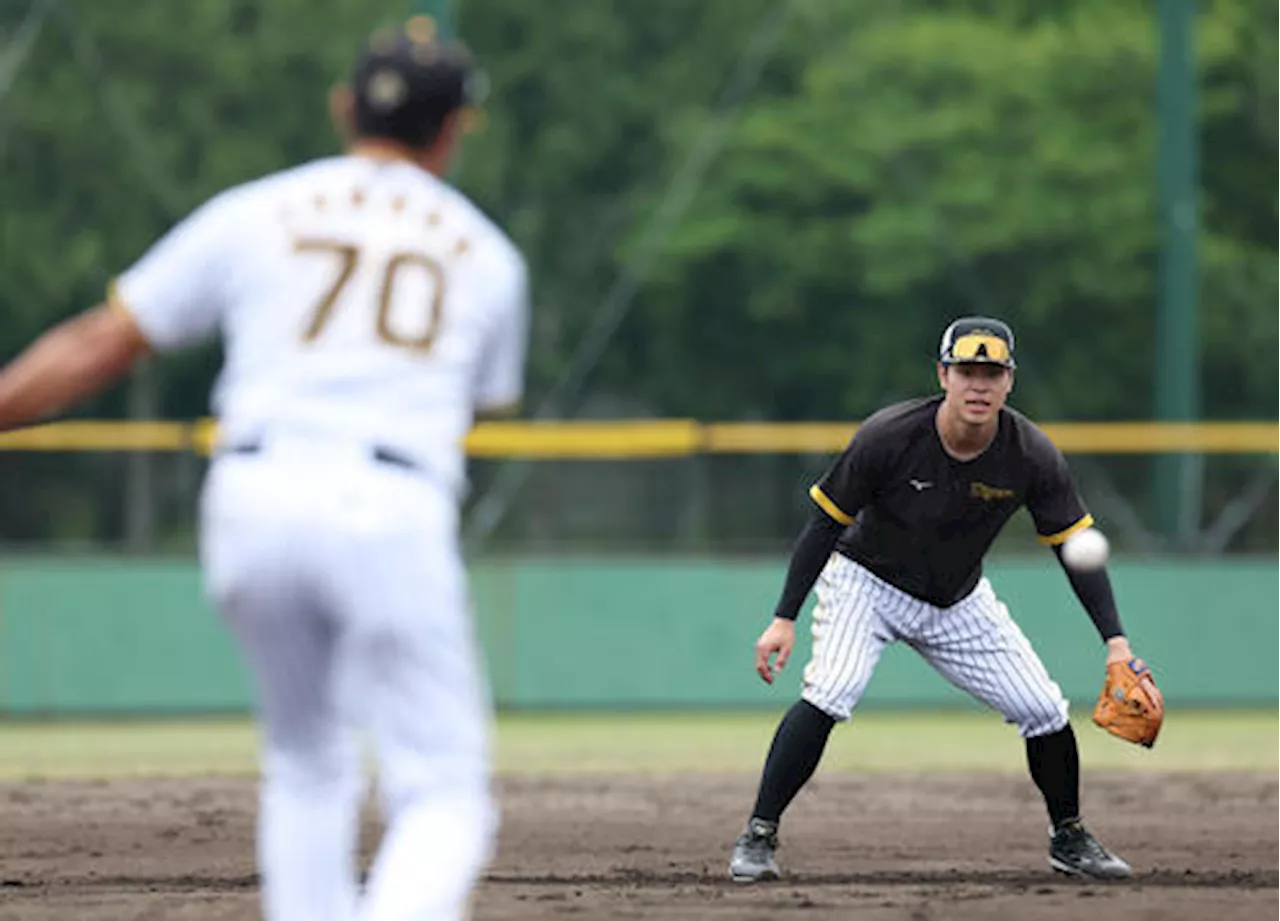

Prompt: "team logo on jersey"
[970,482,1015,501]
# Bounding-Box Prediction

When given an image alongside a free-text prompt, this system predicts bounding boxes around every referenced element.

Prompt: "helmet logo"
[366,69,408,111]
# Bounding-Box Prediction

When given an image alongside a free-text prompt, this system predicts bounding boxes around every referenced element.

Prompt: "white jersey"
[114,155,528,496]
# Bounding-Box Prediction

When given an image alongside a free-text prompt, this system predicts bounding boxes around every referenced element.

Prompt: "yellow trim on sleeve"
[105,279,156,351]
[106,279,129,312]
[106,279,138,322]
[809,484,854,526]
[1037,513,1095,546]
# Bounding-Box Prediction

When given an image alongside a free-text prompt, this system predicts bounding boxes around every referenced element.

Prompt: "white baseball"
[1061,528,1110,572]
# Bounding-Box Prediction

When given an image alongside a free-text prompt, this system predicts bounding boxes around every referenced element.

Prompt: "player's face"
[938,363,1013,425]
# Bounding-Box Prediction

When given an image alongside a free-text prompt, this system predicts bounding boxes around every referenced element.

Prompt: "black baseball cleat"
[729,817,781,882]
[1048,820,1132,879]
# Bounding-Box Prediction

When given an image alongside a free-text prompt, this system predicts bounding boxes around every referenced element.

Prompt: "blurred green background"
[0,0,1275,555]
[0,1,1274,758]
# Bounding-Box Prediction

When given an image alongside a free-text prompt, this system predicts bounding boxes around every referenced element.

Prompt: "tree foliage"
[0,0,1274,545]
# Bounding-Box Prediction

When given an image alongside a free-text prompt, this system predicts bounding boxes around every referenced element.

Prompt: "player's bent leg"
[327,493,498,920]
[730,700,837,883]
[751,700,837,824]
[914,581,1131,880]
[731,557,892,883]
[258,737,365,921]
[912,581,1069,739]
[1025,725,1080,829]
[358,656,497,921]
[220,615,364,921]
[800,557,893,723]
[358,788,496,921]
[203,506,363,921]
[1027,725,1132,879]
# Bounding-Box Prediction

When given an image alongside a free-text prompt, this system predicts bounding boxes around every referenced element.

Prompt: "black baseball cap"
[938,317,1016,369]
[350,17,484,148]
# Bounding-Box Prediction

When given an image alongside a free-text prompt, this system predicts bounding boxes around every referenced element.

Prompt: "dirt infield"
[0,772,1275,920]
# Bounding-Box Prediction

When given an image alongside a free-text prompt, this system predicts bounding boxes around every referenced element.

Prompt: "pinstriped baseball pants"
[802,553,1069,738]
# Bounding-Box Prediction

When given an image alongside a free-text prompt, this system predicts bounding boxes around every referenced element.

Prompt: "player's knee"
[261,735,358,792]
[801,688,853,723]
[378,757,489,821]
[1017,698,1070,739]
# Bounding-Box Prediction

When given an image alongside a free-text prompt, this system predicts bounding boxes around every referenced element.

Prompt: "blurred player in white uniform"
[0,20,527,921]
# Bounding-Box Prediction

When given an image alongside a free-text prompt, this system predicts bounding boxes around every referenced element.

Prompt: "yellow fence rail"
[0,419,1275,457]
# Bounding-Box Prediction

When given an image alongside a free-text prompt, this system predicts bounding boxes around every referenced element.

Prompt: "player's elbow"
[63,303,153,384]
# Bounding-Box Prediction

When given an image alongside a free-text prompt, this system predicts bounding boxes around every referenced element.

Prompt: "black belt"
[225,440,421,473]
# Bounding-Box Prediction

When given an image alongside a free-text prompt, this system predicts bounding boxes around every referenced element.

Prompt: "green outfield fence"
[0,556,1274,715]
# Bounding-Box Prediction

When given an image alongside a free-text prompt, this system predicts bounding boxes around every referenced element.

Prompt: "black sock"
[1026,724,1080,831]
[750,699,836,823]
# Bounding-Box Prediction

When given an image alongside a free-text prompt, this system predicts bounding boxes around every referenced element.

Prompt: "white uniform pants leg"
[907,578,1069,738]
[201,464,362,921]
[800,556,901,721]
[201,452,496,921]
[335,496,496,921]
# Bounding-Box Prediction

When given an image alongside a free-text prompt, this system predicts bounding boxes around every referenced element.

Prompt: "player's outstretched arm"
[0,303,151,432]
[1049,546,1166,746]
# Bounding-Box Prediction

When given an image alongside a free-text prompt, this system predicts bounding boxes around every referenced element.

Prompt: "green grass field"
[0,710,1273,780]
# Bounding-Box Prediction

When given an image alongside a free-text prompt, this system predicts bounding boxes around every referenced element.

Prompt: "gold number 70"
[294,238,445,352]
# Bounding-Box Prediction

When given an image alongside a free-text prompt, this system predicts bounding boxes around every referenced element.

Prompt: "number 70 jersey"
[112,155,529,496]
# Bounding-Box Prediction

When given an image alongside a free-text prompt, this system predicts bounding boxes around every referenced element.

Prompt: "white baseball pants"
[199,434,496,921]
[802,554,1069,738]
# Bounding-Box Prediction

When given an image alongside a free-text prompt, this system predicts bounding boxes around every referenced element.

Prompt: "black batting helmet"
[350,17,484,148]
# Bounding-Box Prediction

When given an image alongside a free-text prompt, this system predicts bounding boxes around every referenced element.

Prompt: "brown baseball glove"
[1092,657,1164,748]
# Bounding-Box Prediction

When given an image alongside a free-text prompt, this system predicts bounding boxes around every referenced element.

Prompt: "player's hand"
[755,617,796,685]
[1104,636,1164,709]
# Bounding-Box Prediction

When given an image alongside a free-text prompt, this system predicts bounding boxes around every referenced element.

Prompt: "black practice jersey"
[809,396,1092,607]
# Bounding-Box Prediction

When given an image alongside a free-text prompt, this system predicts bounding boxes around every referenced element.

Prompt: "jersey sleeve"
[1026,431,1094,545]
[809,427,881,526]
[109,192,242,352]
[473,252,529,413]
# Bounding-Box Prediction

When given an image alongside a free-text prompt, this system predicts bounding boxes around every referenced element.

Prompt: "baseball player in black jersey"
[729,317,1156,883]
